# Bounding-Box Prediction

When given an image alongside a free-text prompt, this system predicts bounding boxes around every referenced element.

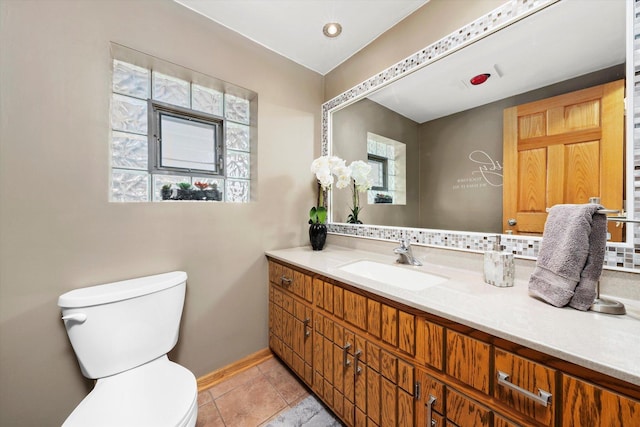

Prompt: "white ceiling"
[174,0,429,75]
[368,0,625,123]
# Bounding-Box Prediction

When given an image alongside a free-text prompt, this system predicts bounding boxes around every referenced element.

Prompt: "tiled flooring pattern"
[196,356,312,427]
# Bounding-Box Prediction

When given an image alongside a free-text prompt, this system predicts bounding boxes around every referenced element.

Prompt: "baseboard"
[196,348,273,392]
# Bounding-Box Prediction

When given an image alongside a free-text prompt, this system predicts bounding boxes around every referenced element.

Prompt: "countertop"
[266,245,640,387]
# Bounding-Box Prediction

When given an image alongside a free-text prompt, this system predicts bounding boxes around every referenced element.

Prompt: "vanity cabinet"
[267,258,640,427]
[562,374,640,426]
[268,261,314,386]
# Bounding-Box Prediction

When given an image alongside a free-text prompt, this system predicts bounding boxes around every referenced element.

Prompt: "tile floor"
[196,356,312,427]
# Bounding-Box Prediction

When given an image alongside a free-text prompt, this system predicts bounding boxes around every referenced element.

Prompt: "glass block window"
[366,133,406,205]
[109,55,255,203]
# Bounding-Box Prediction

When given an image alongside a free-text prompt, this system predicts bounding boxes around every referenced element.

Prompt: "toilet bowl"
[58,271,197,427]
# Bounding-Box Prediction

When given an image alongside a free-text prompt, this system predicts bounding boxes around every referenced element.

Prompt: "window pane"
[192,84,223,116]
[369,159,384,188]
[152,174,187,201]
[192,177,224,201]
[112,131,147,170]
[226,179,250,202]
[224,94,250,124]
[225,122,250,152]
[367,139,377,155]
[226,150,250,179]
[388,159,395,176]
[160,114,217,172]
[113,60,149,99]
[111,94,147,135]
[111,169,149,202]
[153,72,190,108]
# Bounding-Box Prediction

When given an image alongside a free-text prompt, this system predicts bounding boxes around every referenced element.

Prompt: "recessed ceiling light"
[323,22,342,38]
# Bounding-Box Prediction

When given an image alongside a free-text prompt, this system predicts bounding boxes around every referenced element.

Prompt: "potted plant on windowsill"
[161,184,173,200]
[309,156,350,250]
[177,182,193,200]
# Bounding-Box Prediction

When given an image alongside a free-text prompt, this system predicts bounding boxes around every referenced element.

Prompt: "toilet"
[58,271,198,427]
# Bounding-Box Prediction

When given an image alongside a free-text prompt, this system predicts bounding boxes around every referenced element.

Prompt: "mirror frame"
[322,0,640,273]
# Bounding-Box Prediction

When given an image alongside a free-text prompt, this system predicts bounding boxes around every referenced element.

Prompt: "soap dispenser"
[483,236,514,287]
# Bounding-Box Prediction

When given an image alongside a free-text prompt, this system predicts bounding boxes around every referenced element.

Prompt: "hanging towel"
[528,204,607,310]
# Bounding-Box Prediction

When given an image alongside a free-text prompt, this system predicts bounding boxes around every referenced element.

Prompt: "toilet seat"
[62,356,197,427]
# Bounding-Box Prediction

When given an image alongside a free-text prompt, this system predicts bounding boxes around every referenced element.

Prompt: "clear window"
[150,101,223,176]
[368,154,388,191]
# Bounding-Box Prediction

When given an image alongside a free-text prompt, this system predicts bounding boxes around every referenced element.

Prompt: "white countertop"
[266,245,640,387]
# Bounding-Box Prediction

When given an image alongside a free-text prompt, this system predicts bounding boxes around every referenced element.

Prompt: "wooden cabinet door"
[415,368,445,427]
[446,388,491,427]
[416,317,444,371]
[503,79,624,241]
[494,349,555,426]
[563,374,640,426]
[446,330,490,394]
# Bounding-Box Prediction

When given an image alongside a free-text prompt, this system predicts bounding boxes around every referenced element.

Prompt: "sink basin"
[338,260,448,291]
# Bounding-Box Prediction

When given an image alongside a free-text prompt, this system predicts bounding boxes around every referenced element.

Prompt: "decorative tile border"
[323,0,640,273]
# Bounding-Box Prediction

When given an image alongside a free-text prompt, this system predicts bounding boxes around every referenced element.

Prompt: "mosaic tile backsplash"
[324,0,640,273]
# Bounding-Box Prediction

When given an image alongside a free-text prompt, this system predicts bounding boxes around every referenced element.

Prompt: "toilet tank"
[58,271,187,379]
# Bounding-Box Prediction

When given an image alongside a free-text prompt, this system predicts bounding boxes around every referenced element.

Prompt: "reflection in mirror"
[329,0,628,240]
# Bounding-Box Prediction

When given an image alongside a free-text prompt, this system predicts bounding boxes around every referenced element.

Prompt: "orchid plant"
[346,160,373,224]
[310,155,350,224]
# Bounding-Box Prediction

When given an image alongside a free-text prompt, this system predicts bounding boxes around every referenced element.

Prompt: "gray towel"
[528,204,607,310]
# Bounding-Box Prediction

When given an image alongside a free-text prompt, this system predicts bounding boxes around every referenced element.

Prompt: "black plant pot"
[309,223,327,251]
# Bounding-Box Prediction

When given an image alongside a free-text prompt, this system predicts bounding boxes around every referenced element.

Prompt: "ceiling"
[174,0,429,75]
[367,0,626,123]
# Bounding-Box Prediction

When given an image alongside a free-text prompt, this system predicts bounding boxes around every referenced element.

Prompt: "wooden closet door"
[503,79,624,241]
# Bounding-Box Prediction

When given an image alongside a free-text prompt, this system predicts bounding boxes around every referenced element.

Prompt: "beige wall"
[324,0,506,100]
[0,0,322,425]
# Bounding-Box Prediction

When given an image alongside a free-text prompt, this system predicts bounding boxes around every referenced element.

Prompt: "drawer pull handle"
[303,318,311,337]
[354,349,362,375]
[343,343,352,367]
[497,371,552,407]
[426,395,437,427]
[280,276,292,286]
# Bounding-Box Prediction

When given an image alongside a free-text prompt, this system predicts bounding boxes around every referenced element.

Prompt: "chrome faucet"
[394,239,422,266]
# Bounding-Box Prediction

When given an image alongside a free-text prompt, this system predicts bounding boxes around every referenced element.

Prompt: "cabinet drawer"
[398,310,415,356]
[446,388,491,427]
[292,269,313,302]
[381,304,398,347]
[344,289,367,331]
[416,318,444,370]
[562,374,640,426]
[494,349,555,426]
[268,260,282,284]
[367,299,381,338]
[446,330,490,394]
[323,281,334,313]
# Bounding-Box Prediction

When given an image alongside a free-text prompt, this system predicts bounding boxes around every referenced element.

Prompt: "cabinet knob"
[280,276,292,286]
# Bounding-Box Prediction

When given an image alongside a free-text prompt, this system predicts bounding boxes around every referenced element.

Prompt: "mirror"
[328,0,633,243]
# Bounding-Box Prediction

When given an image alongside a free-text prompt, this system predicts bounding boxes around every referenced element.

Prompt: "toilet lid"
[63,356,197,427]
